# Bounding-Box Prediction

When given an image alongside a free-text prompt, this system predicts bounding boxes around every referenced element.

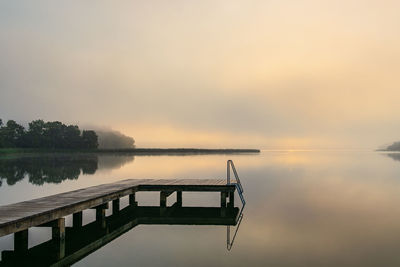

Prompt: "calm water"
[1,151,400,266]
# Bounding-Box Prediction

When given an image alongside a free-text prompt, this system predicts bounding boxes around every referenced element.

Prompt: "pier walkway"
[0,178,236,238]
[0,160,245,264]
[0,205,241,266]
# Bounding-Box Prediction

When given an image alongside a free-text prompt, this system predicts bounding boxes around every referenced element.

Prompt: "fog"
[1,1,400,149]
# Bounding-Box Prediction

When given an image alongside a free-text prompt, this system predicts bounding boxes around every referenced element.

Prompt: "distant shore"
[0,148,260,155]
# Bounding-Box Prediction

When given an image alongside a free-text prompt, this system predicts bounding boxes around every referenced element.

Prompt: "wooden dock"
[0,205,240,266]
[0,178,237,258]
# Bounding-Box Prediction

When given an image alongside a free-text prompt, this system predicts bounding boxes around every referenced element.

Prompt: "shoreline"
[0,148,261,156]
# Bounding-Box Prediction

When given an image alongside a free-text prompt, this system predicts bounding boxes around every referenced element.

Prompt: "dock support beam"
[221,192,228,216]
[177,191,182,207]
[160,191,174,215]
[160,192,166,207]
[113,199,120,214]
[73,211,83,228]
[37,218,66,259]
[129,193,137,206]
[221,192,227,207]
[228,192,234,207]
[160,191,174,207]
[14,229,28,254]
[52,218,65,260]
[93,203,108,229]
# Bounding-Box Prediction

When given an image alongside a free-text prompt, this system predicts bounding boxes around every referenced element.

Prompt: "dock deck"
[0,205,240,266]
[0,160,246,265]
[0,178,236,237]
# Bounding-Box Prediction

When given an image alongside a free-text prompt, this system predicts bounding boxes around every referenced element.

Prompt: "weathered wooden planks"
[0,178,235,237]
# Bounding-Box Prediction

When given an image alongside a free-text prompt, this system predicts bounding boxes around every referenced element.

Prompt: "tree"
[96,130,135,149]
[0,119,104,150]
[43,121,64,148]
[81,130,99,149]
[1,120,25,147]
[0,119,3,148]
[64,125,81,149]
[387,141,400,151]
[26,119,46,147]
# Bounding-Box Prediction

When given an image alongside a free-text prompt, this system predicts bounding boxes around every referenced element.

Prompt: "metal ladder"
[226,160,245,251]
[227,160,245,207]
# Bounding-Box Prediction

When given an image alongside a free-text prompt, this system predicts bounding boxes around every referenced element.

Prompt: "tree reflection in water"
[0,154,134,187]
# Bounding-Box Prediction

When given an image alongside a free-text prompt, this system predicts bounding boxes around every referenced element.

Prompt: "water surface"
[1,151,400,266]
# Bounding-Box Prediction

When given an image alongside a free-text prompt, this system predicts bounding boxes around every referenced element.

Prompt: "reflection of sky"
[2,151,400,265]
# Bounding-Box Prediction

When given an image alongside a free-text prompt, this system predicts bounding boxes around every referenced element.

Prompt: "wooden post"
[97,208,106,229]
[73,211,83,228]
[160,192,167,207]
[96,207,106,221]
[52,218,65,260]
[228,191,234,207]
[93,203,108,229]
[220,192,227,208]
[176,191,182,207]
[129,193,137,206]
[14,229,28,254]
[113,199,120,214]
[160,191,173,207]
[221,192,227,217]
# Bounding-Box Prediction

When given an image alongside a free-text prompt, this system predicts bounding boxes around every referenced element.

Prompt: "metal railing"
[227,160,245,207]
[226,160,246,250]
[226,210,244,251]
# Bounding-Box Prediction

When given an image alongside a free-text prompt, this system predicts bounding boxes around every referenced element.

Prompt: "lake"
[1,150,400,266]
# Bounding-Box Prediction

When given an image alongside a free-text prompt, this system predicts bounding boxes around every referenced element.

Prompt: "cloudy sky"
[1,1,399,149]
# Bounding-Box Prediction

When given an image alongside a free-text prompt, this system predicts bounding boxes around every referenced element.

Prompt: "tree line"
[0,119,98,149]
[386,141,400,151]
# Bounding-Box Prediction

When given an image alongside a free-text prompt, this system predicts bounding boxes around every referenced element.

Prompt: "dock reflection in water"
[0,205,243,266]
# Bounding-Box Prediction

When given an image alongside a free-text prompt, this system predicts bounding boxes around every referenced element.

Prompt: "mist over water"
[2,1,400,149]
[1,151,400,266]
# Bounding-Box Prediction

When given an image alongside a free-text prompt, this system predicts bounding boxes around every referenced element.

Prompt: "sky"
[0,0,400,149]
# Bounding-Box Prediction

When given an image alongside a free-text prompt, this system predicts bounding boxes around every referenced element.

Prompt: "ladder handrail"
[227,160,245,208]
[226,211,244,251]
[227,160,244,193]
[226,160,245,250]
